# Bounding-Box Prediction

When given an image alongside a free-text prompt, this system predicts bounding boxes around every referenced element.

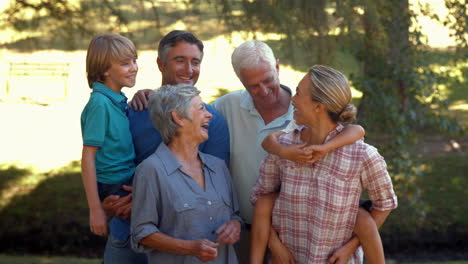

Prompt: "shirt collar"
[324,123,344,143]
[155,142,216,176]
[198,152,217,173]
[240,84,292,113]
[294,123,345,144]
[92,82,128,105]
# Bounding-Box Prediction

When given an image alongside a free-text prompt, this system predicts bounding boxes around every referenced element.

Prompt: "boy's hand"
[327,242,356,264]
[129,89,152,111]
[90,207,108,236]
[261,131,284,151]
[302,144,330,164]
[279,143,310,163]
[215,220,241,245]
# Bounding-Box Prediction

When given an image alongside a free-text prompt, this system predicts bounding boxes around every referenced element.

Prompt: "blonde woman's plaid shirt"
[250,124,397,264]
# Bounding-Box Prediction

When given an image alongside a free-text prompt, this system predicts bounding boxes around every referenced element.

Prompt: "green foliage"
[444,0,468,59]
[381,154,468,258]
[208,87,232,104]
[0,162,105,257]
[206,0,465,226]
[0,0,225,50]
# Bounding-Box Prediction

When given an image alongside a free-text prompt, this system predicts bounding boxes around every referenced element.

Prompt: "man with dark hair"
[157,30,204,64]
[101,30,230,264]
[128,30,229,165]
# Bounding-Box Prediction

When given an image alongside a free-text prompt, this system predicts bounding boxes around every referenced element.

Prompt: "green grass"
[0,254,99,264]
[0,162,106,257]
[401,262,468,264]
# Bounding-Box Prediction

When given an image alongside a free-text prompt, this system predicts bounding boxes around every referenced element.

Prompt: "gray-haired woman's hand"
[191,239,219,262]
[215,220,241,245]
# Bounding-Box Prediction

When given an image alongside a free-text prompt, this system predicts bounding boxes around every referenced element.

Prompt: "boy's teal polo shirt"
[81,82,135,184]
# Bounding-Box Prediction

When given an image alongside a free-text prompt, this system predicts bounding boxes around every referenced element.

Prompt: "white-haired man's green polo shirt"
[212,86,293,223]
[81,82,135,184]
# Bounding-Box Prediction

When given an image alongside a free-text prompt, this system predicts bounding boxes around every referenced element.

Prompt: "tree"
[1,0,465,224]
[204,0,465,222]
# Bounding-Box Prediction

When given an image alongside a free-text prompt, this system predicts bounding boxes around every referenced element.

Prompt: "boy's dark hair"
[86,33,137,88]
[157,30,204,63]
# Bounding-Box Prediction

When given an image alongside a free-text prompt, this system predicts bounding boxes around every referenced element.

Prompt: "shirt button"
[184,203,188,208]
[207,201,212,205]
[209,217,213,221]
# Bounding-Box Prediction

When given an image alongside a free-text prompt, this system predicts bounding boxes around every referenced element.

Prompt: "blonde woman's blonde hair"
[307,65,357,123]
[86,33,137,88]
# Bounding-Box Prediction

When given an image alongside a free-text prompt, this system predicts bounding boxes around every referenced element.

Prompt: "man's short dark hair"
[158,30,204,63]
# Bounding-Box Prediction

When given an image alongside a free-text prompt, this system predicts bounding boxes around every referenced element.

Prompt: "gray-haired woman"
[131,84,241,263]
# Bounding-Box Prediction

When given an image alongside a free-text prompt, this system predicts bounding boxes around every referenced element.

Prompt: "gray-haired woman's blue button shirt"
[131,143,241,263]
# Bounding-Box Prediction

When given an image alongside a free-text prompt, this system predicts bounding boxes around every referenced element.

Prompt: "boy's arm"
[81,145,108,236]
[262,131,309,163]
[262,124,365,163]
[305,124,365,163]
[320,124,365,152]
[250,193,277,264]
[129,88,152,111]
[327,209,392,264]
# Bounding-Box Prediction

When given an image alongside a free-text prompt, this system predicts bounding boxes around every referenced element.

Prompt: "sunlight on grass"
[450,103,468,111]
[0,163,48,210]
[0,162,81,210]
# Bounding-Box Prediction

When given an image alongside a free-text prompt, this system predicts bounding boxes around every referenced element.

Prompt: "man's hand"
[129,89,152,111]
[101,185,133,219]
[192,239,219,262]
[270,241,296,264]
[269,233,296,264]
[215,220,241,245]
[327,242,356,264]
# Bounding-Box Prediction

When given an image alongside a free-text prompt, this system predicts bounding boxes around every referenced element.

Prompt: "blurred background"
[0,0,466,263]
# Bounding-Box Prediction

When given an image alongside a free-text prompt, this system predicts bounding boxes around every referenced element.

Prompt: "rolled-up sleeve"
[131,162,161,253]
[361,147,398,211]
[250,153,281,205]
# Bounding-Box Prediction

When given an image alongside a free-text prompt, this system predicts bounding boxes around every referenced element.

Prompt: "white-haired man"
[211,40,293,263]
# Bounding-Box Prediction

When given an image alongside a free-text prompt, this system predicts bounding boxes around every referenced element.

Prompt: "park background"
[0,0,466,263]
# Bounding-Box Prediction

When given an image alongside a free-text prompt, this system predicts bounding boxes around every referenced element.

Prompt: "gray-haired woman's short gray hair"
[148,84,201,144]
[231,40,277,78]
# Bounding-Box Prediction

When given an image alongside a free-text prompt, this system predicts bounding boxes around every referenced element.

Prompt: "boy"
[251,120,386,264]
[81,33,138,237]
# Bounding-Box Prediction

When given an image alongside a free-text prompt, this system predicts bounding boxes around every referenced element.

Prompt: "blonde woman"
[250,65,397,264]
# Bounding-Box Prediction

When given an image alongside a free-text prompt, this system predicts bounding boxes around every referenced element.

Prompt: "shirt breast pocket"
[173,200,204,239]
[318,172,357,212]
